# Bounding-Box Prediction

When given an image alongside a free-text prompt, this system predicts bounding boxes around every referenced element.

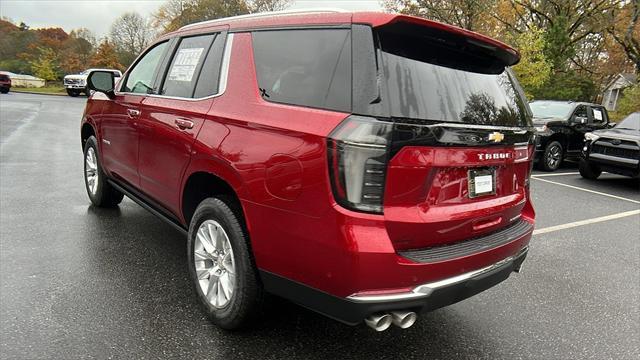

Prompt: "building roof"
[604,73,637,91]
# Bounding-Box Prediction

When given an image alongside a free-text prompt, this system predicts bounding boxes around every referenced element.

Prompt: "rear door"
[100,41,170,187]
[138,31,227,215]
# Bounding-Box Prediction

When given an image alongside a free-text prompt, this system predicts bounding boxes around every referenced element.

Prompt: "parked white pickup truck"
[64,69,122,97]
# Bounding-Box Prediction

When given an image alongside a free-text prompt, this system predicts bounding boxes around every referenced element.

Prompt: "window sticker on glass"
[168,48,204,82]
[593,109,603,121]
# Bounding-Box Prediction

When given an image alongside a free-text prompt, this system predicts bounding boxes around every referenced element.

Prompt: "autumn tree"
[109,12,155,67]
[382,0,496,32]
[153,0,292,33]
[249,0,292,12]
[511,27,552,98]
[60,28,96,74]
[30,47,58,82]
[90,40,124,70]
[615,84,640,118]
[607,0,639,72]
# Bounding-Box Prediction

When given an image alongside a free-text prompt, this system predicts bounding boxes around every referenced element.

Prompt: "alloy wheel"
[546,145,561,169]
[194,220,236,308]
[85,147,98,195]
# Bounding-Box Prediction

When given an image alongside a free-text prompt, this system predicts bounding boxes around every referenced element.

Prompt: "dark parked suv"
[580,112,640,179]
[530,100,610,171]
[81,10,535,331]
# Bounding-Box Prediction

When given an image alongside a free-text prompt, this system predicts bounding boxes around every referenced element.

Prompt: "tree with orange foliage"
[607,0,639,72]
[90,40,123,71]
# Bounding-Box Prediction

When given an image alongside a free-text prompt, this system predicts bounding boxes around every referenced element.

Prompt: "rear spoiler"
[354,13,520,68]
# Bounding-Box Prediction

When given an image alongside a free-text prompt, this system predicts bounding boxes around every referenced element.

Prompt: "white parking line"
[533,210,640,235]
[531,177,640,204]
[531,172,579,177]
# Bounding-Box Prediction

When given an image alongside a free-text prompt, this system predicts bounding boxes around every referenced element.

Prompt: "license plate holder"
[468,168,496,198]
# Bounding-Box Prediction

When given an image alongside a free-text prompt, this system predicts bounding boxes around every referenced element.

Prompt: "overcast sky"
[0,0,382,38]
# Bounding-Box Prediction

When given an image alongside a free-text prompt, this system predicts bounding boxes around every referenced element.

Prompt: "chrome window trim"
[392,122,532,132]
[115,33,234,101]
[346,246,529,303]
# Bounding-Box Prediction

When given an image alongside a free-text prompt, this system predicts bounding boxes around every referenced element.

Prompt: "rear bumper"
[261,247,528,325]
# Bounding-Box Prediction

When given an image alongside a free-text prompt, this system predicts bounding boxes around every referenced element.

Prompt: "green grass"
[12,86,67,95]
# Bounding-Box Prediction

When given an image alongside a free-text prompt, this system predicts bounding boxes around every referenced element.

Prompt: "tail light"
[327,116,393,214]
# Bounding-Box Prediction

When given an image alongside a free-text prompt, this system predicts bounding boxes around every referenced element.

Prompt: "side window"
[162,34,214,98]
[591,106,607,124]
[123,42,169,94]
[193,33,226,98]
[252,29,352,112]
[574,105,588,119]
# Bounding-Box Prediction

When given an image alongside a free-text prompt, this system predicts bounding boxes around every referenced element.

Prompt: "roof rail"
[179,8,349,30]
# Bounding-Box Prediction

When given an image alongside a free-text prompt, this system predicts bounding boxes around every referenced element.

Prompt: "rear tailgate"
[384,126,534,251]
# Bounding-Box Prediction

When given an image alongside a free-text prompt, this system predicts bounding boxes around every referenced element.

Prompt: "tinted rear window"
[375,27,530,127]
[252,29,351,112]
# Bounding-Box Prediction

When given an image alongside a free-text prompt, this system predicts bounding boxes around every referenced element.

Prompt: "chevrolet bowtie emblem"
[488,132,505,143]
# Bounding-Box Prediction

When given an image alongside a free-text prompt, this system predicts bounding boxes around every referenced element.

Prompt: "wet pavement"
[1,92,639,359]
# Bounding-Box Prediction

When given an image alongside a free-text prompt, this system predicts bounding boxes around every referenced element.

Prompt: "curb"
[10,89,69,97]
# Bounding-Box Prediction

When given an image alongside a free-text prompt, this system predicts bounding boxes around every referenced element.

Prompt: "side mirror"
[607,122,616,128]
[572,116,587,125]
[87,71,116,99]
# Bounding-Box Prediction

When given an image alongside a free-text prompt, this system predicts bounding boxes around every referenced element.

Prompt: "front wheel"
[187,198,264,330]
[83,136,124,207]
[579,158,601,180]
[539,141,563,172]
[0,87,8,94]
[67,89,79,97]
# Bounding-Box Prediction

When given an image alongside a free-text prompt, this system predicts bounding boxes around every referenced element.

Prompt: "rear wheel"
[579,158,601,180]
[83,136,124,207]
[540,141,563,172]
[0,87,8,94]
[187,198,263,330]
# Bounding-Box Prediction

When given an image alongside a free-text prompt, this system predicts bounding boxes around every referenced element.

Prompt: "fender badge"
[488,132,505,143]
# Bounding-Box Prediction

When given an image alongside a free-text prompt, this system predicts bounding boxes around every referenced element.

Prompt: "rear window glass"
[377,29,530,127]
[252,29,351,112]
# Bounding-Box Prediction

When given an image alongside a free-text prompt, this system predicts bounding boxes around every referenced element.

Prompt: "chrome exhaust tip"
[364,313,392,332]
[390,310,417,329]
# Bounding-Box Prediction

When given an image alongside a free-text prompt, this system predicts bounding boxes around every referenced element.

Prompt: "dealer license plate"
[468,168,496,198]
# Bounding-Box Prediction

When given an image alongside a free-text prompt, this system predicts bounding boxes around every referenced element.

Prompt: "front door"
[567,105,591,153]
[137,32,226,215]
[99,94,144,187]
[101,40,171,189]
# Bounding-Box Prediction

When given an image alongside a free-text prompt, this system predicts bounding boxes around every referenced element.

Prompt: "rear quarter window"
[251,29,351,112]
[161,34,215,98]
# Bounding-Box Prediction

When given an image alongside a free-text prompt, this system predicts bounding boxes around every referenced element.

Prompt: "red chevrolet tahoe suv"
[81,10,535,331]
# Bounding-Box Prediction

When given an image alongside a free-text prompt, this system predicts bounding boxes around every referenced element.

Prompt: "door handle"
[127,109,140,118]
[175,118,194,130]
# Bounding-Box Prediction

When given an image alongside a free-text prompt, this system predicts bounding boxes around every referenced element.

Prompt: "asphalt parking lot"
[1,92,639,359]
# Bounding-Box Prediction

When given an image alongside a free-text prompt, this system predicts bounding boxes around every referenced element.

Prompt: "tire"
[0,87,8,94]
[579,158,601,180]
[67,89,79,97]
[83,136,124,207]
[187,198,263,330]
[539,141,563,172]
